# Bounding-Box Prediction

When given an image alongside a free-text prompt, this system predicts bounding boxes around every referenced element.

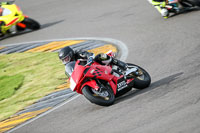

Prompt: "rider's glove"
[87,56,94,64]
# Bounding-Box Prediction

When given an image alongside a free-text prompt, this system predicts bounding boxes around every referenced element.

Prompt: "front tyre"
[82,85,115,106]
[22,17,40,30]
[127,63,151,89]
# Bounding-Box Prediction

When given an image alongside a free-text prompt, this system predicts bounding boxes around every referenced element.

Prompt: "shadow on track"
[115,72,184,104]
[40,20,64,29]
[0,20,64,41]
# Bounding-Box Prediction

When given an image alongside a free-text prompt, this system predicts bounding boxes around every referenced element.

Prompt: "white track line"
[7,95,80,133]
[1,37,128,61]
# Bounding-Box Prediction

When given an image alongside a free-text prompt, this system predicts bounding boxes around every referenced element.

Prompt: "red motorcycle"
[66,51,151,106]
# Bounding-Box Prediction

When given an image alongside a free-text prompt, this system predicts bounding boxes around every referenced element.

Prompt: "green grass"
[0,74,24,101]
[0,52,66,121]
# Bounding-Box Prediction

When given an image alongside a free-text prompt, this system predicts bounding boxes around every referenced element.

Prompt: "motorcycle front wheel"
[22,17,40,30]
[127,63,151,89]
[82,85,115,106]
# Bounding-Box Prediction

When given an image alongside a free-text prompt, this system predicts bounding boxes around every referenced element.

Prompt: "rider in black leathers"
[58,46,128,75]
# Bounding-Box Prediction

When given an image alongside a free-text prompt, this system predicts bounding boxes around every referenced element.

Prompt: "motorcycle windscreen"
[2,8,12,16]
[168,0,178,3]
[70,61,85,91]
[65,61,75,77]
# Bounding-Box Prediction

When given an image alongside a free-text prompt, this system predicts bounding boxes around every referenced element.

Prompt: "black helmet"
[58,46,74,64]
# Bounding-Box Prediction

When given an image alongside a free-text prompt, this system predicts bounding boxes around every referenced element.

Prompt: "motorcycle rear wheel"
[182,0,200,6]
[82,85,115,106]
[127,63,151,89]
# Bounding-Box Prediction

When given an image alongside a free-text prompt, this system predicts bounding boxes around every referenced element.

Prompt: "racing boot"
[112,58,141,77]
[112,58,128,71]
[161,8,169,19]
[152,1,169,19]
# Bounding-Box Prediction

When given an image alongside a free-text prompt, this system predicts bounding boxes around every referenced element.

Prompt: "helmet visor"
[62,56,71,64]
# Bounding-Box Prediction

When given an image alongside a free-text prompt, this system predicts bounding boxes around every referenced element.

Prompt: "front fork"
[93,79,117,97]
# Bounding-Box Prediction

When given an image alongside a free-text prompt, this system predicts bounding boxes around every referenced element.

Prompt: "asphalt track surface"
[1,0,200,133]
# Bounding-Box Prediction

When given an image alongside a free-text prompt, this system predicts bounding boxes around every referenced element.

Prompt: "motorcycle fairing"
[80,80,99,93]
[83,65,120,95]
[0,4,24,34]
[117,77,128,91]
[69,77,76,91]
[70,61,85,91]
[70,60,119,94]
[108,80,117,94]
[5,17,18,26]
[70,59,136,96]
[88,65,114,81]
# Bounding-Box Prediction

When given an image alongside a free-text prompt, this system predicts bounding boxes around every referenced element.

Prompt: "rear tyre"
[182,0,200,6]
[127,63,151,89]
[82,85,115,106]
[22,17,40,30]
[192,0,200,6]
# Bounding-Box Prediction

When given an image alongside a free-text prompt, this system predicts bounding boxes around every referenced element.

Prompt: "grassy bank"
[0,52,66,121]
[0,44,117,121]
